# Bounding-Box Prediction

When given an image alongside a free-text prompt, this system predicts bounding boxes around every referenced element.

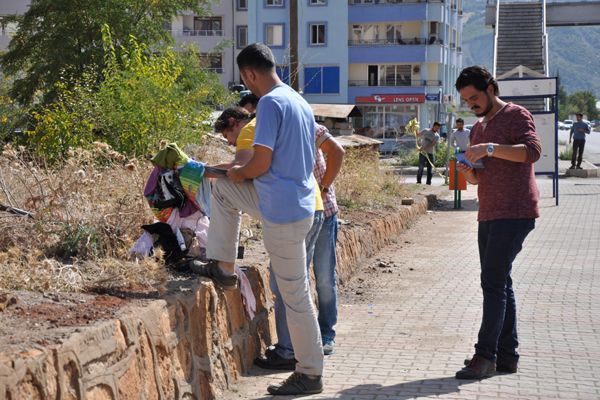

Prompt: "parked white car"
[563,119,573,130]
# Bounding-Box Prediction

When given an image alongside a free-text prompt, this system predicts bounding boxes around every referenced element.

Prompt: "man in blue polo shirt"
[199,43,324,396]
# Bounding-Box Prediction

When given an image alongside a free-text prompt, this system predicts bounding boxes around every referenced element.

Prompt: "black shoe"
[576,166,583,169]
[267,372,323,395]
[569,165,576,169]
[456,354,495,379]
[254,346,296,371]
[464,357,517,373]
[188,259,238,290]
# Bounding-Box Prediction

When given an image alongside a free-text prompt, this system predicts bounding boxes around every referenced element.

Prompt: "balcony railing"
[206,67,224,74]
[348,0,444,4]
[349,37,443,46]
[348,80,442,87]
[171,29,224,37]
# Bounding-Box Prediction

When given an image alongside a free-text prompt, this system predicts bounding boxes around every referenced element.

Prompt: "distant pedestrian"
[416,122,440,185]
[454,66,541,379]
[449,118,470,152]
[569,112,591,169]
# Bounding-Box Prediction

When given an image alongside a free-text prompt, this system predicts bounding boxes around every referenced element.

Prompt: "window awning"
[310,104,362,119]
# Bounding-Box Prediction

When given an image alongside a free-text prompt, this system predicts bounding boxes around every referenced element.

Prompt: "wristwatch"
[320,186,329,193]
[486,143,495,157]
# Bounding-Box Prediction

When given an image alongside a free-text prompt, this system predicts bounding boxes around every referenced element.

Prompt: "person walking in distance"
[416,122,440,185]
[454,66,541,379]
[569,112,591,169]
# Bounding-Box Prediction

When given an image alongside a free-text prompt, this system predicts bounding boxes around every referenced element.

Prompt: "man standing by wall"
[569,112,591,169]
[202,43,324,395]
[416,122,440,185]
[255,124,345,370]
[454,66,541,379]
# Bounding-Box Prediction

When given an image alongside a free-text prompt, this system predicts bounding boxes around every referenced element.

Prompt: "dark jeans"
[417,152,433,184]
[571,139,585,167]
[475,218,535,364]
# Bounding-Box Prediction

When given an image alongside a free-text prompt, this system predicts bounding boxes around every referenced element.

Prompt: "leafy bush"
[559,144,573,161]
[27,26,232,160]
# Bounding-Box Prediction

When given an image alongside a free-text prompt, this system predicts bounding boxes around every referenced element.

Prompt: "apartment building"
[170,0,248,89]
[250,0,464,140]
[0,0,29,52]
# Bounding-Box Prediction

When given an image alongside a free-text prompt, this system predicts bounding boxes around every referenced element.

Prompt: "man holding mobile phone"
[454,66,541,380]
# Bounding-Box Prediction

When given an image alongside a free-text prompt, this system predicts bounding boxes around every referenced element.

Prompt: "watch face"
[487,144,493,154]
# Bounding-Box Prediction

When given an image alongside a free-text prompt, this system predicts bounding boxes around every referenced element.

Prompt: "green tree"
[0,0,212,105]
[567,91,598,120]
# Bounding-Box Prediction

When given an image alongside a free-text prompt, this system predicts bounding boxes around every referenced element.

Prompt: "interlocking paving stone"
[222,176,600,399]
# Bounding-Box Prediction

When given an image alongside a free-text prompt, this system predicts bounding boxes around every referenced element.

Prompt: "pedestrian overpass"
[483,0,600,111]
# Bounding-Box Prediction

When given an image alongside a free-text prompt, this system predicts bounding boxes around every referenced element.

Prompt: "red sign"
[355,94,425,104]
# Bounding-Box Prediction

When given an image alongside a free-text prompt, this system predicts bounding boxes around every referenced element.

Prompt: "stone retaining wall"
[0,196,433,400]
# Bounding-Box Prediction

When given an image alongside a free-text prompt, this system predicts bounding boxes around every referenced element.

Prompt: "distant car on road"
[558,121,566,130]
[563,119,573,130]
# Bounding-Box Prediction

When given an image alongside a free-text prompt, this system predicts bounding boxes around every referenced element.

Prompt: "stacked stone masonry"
[0,196,432,400]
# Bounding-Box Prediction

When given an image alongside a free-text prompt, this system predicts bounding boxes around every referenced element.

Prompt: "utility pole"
[289,0,299,91]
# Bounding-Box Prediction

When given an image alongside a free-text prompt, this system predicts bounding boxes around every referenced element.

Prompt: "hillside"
[462,0,600,98]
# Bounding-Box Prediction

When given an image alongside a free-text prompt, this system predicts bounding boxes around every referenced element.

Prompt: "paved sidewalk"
[223,176,600,399]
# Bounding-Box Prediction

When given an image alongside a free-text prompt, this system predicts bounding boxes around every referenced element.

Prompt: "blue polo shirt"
[253,84,316,224]
[571,121,590,141]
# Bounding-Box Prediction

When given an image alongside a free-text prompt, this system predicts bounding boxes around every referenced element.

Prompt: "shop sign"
[355,94,425,104]
[425,93,440,102]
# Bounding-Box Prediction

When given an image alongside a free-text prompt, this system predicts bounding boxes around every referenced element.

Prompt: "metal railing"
[348,37,443,46]
[171,29,224,37]
[206,67,224,74]
[348,79,442,87]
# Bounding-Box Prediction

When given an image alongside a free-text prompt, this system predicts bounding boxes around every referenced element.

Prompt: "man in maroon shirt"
[454,66,542,380]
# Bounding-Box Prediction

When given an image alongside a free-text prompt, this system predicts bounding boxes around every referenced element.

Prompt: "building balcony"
[348,0,443,5]
[348,38,443,46]
[348,0,445,23]
[170,29,224,37]
[348,80,442,87]
[349,42,443,63]
[207,68,224,74]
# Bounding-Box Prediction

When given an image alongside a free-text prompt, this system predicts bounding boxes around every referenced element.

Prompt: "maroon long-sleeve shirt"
[471,103,542,222]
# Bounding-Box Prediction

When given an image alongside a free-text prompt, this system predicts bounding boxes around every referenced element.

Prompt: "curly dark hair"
[213,107,251,133]
[455,66,499,95]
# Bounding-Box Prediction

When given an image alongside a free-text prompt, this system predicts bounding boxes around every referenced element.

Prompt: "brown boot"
[456,354,495,379]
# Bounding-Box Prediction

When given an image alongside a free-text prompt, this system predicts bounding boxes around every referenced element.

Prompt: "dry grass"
[0,136,232,293]
[0,140,407,293]
[335,147,409,210]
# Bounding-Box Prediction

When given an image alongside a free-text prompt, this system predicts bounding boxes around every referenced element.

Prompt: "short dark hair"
[576,112,583,116]
[433,122,441,127]
[237,43,276,72]
[239,93,260,108]
[456,118,464,123]
[455,66,499,95]
[214,107,250,133]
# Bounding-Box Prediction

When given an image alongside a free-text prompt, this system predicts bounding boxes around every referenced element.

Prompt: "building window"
[201,53,223,74]
[379,64,411,86]
[237,0,248,10]
[265,0,284,7]
[309,0,327,5]
[309,23,326,46]
[236,26,248,48]
[193,17,222,36]
[304,66,340,94]
[266,24,284,47]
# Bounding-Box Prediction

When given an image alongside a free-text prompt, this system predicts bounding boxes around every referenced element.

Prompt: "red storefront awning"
[355,94,426,104]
